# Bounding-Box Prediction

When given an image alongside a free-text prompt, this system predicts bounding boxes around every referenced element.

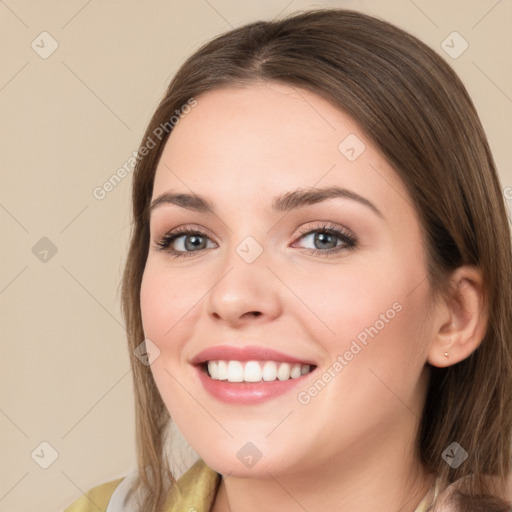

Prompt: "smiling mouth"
[201,360,317,383]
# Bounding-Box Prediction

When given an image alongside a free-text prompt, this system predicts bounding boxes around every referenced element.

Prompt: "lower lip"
[195,365,314,404]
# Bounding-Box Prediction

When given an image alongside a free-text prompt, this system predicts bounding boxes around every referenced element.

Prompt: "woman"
[65,8,512,512]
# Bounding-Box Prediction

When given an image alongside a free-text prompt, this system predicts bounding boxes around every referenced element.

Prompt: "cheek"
[331,279,431,407]
[288,261,406,339]
[139,262,198,413]
[140,266,169,341]
[291,257,430,373]
[139,260,195,355]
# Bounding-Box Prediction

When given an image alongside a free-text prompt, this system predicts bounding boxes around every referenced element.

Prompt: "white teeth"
[262,361,277,381]
[217,360,228,380]
[290,364,302,379]
[277,362,291,381]
[205,360,313,382]
[207,361,218,380]
[244,361,262,382]
[227,361,244,382]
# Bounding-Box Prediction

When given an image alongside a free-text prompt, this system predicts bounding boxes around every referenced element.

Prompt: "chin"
[197,442,305,479]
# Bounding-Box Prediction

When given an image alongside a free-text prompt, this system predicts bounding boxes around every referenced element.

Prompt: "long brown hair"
[121,8,512,511]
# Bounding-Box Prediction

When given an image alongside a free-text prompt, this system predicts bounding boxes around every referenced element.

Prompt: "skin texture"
[140,83,486,512]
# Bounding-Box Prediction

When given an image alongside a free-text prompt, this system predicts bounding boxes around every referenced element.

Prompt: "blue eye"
[154,223,357,258]
[155,227,216,257]
[293,223,357,256]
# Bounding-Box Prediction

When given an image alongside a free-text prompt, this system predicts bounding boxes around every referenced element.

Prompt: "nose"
[205,253,282,328]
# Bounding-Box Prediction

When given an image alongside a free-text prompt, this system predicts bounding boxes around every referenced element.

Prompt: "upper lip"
[190,345,317,366]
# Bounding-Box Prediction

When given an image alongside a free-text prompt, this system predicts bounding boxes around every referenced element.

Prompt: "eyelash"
[154,223,357,259]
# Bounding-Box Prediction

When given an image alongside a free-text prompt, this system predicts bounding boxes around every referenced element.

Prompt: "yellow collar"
[164,458,220,512]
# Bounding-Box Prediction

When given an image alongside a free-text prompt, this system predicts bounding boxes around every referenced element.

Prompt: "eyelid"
[153,222,218,243]
[294,221,355,239]
[292,222,357,251]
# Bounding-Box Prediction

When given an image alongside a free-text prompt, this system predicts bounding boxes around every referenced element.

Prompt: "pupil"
[186,235,204,251]
[316,233,335,249]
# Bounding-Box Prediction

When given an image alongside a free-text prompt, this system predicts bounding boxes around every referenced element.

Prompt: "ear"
[427,266,488,368]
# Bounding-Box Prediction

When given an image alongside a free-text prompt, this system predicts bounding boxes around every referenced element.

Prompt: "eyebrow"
[149,186,383,218]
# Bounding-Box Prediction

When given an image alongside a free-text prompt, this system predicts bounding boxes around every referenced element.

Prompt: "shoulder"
[64,477,124,512]
[431,473,512,511]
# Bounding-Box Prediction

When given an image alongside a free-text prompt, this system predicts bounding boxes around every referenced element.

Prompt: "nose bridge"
[205,228,281,324]
[221,210,269,267]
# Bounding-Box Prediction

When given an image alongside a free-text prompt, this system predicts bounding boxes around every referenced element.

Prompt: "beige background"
[1,1,511,511]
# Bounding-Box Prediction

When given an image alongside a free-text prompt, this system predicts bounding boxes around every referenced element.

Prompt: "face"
[140,82,434,478]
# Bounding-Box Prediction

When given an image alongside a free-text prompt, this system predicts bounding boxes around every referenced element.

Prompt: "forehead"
[151,83,411,219]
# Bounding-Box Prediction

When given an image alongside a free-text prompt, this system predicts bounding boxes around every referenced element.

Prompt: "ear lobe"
[427,266,487,368]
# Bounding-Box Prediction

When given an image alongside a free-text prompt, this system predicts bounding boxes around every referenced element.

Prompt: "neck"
[211,418,434,512]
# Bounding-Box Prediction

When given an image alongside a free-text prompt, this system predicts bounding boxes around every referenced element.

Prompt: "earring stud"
[443,352,449,358]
